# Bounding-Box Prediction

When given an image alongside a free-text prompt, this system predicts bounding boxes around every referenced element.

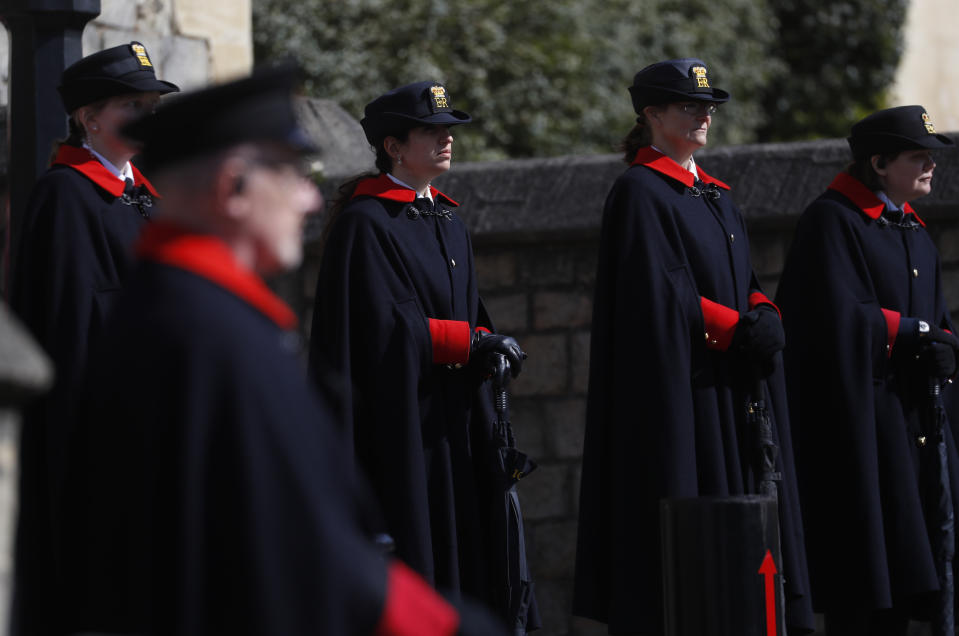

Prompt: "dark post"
[0,0,100,296]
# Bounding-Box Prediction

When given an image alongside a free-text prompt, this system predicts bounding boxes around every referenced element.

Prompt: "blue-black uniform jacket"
[309,174,539,627]
[9,144,156,636]
[574,147,813,634]
[59,222,464,636]
[776,172,959,618]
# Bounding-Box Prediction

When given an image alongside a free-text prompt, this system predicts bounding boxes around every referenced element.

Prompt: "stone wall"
[295,133,959,635]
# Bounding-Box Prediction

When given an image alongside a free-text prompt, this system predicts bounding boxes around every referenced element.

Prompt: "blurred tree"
[759,0,907,141]
[253,0,902,159]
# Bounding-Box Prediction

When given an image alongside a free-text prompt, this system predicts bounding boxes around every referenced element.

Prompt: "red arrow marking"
[758,549,778,636]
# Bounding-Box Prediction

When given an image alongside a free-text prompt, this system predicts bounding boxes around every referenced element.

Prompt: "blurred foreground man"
[56,66,503,636]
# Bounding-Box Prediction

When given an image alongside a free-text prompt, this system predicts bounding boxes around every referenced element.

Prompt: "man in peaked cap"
[56,65,505,636]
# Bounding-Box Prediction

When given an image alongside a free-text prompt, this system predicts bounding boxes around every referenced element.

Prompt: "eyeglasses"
[675,102,719,116]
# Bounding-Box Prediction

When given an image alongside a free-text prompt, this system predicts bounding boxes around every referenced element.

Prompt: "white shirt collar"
[387,173,433,201]
[83,142,134,182]
[651,145,699,178]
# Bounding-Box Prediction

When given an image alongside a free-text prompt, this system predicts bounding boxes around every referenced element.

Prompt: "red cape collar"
[630,146,731,190]
[352,173,459,207]
[52,144,159,199]
[827,172,923,226]
[136,222,297,330]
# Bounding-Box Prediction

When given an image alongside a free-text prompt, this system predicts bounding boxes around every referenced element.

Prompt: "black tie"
[123,178,136,198]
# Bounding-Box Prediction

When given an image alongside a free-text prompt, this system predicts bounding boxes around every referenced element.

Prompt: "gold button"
[451,258,456,267]
[704,331,710,341]
[917,435,928,447]
[913,268,919,278]
[730,234,735,242]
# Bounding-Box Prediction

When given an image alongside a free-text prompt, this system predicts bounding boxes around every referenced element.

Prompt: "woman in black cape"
[10,42,178,636]
[776,105,959,635]
[308,81,539,631]
[573,58,813,635]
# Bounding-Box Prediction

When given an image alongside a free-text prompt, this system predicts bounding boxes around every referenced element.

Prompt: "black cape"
[309,174,539,626]
[573,147,813,634]
[776,172,959,617]
[59,222,464,635]
[9,145,156,636]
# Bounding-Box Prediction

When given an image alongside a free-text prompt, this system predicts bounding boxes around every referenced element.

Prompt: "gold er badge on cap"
[922,111,937,134]
[429,85,451,112]
[131,42,153,68]
[691,66,710,88]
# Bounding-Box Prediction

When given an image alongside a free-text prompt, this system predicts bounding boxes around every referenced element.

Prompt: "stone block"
[96,0,138,29]
[520,462,571,520]
[511,333,567,397]
[510,398,547,461]
[173,0,252,80]
[150,35,211,92]
[570,330,591,395]
[521,247,578,286]
[475,249,517,289]
[935,223,959,265]
[942,267,959,316]
[528,519,578,580]
[533,289,593,330]
[81,23,103,57]
[543,398,586,459]
[748,231,787,279]
[484,292,528,334]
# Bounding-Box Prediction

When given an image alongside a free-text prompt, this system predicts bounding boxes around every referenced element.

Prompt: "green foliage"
[253,0,904,159]
[759,0,908,141]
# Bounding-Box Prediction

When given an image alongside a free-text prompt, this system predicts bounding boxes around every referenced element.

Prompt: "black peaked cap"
[59,41,179,113]
[848,105,954,160]
[628,57,730,114]
[360,80,471,145]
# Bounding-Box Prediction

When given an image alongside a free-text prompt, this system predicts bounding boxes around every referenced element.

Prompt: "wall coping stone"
[431,133,959,241]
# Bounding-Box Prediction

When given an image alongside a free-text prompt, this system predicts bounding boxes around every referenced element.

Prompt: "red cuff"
[428,319,471,365]
[701,296,740,351]
[748,291,781,320]
[374,561,459,636]
[881,308,900,358]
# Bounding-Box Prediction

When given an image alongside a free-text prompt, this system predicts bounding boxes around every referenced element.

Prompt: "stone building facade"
[0,0,252,104]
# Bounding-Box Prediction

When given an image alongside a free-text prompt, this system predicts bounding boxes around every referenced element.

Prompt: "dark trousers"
[823,608,911,636]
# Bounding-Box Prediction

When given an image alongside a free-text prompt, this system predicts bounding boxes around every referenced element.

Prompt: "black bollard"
[0,0,100,295]
[661,495,786,636]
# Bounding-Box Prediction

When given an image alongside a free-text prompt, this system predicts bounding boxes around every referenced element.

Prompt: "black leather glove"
[730,304,785,363]
[919,342,958,379]
[899,318,959,378]
[470,330,526,378]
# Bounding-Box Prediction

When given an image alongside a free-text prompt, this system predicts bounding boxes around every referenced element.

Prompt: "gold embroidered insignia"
[922,111,937,134]
[430,85,449,110]
[131,43,153,68]
[691,66,710,88]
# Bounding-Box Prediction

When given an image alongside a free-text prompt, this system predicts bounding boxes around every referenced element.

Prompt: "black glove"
[919,342,958,379]
[899,317,959,378]
[730,304,785,363]
[470,330,526,378]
